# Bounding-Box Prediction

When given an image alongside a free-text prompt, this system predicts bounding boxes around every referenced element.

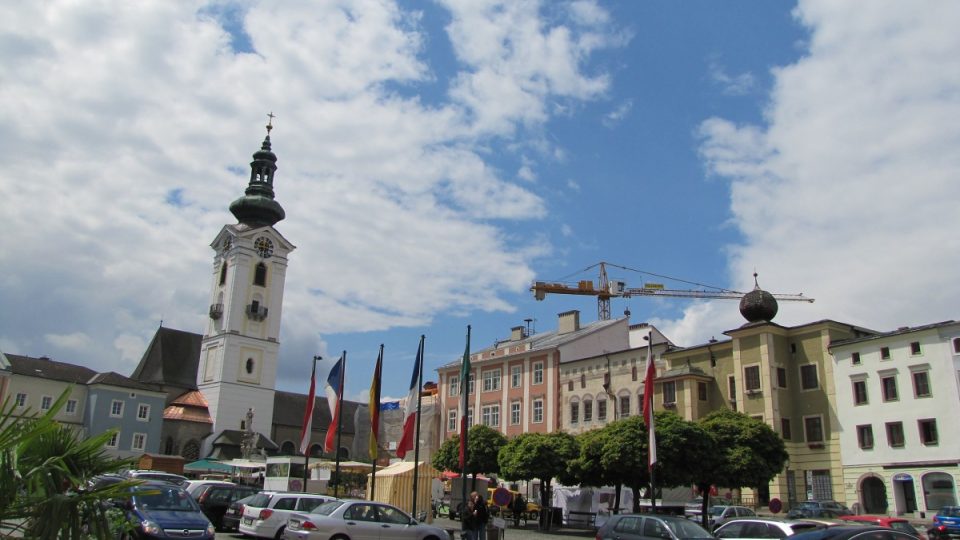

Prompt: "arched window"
[165,436,175,455]
[923,472,957,510]
[337,447,350,460]
[281,441,296,455]
[310,444,323,458]
[254,263,267,286]
[219,262,227,285]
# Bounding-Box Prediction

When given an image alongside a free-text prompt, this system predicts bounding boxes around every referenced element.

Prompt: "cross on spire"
[266,112,276,134]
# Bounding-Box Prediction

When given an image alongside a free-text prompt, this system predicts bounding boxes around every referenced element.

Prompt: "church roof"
[130,327,202,390]
[273,390,362,435]
[88,371,163,393]
[6,354,97,383]
[163,390,212,423]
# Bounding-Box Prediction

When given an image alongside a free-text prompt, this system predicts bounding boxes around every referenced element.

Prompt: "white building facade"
[831,320,960,518]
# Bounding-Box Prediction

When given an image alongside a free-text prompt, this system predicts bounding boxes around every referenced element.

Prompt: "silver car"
[283,499,449,540]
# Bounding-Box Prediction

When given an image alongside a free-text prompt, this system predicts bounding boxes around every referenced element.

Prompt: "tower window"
[254,263,267,286]
[219,263,227,285]
[246,358,255,374]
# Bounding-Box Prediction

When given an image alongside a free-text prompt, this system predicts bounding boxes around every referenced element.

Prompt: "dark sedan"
[789,525,920,540]
[220,493,259,533]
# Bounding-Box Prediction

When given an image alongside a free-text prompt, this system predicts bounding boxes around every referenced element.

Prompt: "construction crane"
[531,261,814,321]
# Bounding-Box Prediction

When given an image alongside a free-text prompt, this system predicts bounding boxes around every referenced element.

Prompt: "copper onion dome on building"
[739,273,779,323]
[229,114,285,227]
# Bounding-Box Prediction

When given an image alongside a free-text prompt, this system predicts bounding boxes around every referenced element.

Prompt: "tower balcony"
[209,303,224,320]
[246,304,268,321]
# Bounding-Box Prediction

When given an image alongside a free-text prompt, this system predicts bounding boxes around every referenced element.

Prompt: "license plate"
[243,518,253,525]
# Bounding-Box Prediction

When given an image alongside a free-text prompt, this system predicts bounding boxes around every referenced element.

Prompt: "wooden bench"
[566,511,597,529]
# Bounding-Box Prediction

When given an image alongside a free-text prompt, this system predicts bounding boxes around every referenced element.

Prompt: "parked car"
[790,525,920,540]
[184,478,235,497]
[708,505,757,529]
[715,517,825,539]
[115,480,215,539]
[283,499,449,540]
[195,483,259,531]
[930,506,960,539]
[839,515,925,539]
[787,502,852,519]
[122,469,190,486]
[239,491,333,539]
[596,513,715,540]
[222,493,258,532]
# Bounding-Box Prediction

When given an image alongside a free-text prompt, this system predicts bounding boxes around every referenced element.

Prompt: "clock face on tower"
[254,237,274,259]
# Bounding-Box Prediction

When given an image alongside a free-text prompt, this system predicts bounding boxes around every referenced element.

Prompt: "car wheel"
[274,526,286,540]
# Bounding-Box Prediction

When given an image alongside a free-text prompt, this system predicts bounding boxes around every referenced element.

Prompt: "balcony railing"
[246,304,268,321]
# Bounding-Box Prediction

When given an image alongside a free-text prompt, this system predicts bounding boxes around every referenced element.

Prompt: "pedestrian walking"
[467,491,489,540]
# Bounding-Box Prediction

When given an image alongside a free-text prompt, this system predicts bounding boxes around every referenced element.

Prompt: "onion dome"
[229,114,286,227]
[739,273,778,323]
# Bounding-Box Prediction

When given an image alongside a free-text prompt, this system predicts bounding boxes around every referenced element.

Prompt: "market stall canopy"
[221,458,267,470]
[310,460,376,472]
[184,458,233,473]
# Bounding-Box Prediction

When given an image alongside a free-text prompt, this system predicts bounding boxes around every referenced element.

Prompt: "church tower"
[198,117,294,452]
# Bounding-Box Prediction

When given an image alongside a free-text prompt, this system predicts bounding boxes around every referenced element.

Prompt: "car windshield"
[134,486,197,512]
[710,507,728,516]
[313,500,345,516]
[245,493,273,508]
[940,507,960,518]
[665,519,714,539]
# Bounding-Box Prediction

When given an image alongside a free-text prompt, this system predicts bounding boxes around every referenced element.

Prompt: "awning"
[184,458,233,473]
[220,458,267,470]
[310,460,376,471]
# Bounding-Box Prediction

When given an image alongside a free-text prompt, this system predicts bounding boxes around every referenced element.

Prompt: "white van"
[239,491,333,539]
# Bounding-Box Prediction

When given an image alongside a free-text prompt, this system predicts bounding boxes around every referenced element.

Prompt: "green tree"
[431,425,507,491]
[498,432,578,530]
[695,409,788,526]
[0,388,135,539]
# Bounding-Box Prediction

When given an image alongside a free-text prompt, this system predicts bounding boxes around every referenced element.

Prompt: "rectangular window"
[15,393,27,408]
[449,376,460,396]
[800,365,819,390]
[581,374,586,389]
[913,371,931,398]
[781,418,792,440]
[533,362,544,385]
[110,400,124,417]
[881,375,899,401]
[511,366,522,388]
[954,337,960,354]
[481,404,500,427]
[447,410,457,431]
[40,396,53,411]
[510,402,521,425]
[583,400,593,422]
[482,369,501,392]
[570,402,579,424]
[468,374,475,395]
[65,399,78,415]
[532,399,544,423]
[619,395,631,417]
[132,433,146,451]
[910,341,922,355]
[852,380,868,405]
[568,380,573,391]
[137,404,150,421]
[663,381,676,404]
[857,425,874,449]
[728,376,737,411]
[106,432,119,448]
[886,422,905,447]
[467,407,474,427]
[597,399,607,421]
[804,416,824,443]
[745,365,761,392]
[880,346,891,360]
[698,382,708,401]
[919,419,938,446]
[851,352,861,365]
[631,366,637,382]
[776,367,787,388]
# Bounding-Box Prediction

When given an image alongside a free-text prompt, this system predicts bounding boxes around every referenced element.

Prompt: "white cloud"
[707,60,756,96]
[674,0,960,341]
[602,99,633,127]
[0,0,622,386]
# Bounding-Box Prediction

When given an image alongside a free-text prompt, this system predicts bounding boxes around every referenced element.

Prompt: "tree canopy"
[431,424,507,478]
[498,431,578,529]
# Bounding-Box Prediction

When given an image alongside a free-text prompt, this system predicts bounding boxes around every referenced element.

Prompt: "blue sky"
[2,1,959,403]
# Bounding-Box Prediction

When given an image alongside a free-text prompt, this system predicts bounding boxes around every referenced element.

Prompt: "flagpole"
[412,335,425,520]
[302,355,321,493]
[644,335,657,512]
[333,351,346,498]
[459,326,471,533]
[370,345,384,501]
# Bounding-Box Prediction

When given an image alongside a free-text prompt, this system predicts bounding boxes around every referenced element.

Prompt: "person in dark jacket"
[466,491,489,540]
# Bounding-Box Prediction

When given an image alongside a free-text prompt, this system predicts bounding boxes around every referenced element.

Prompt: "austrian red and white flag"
[395,343,422,459]
[642,339,657,470]
[298,361,317,455]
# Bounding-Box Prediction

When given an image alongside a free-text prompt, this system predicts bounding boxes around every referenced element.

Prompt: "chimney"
[558,310,581,334]
[511,326,526,341]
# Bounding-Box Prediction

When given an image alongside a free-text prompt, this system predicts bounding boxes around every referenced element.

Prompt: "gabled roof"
[130,327,202,389]
[830,320,957,348]
[87,371,163,393]
[439,317,626,369]
[273,390,362,435]
[6,354,97,383]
